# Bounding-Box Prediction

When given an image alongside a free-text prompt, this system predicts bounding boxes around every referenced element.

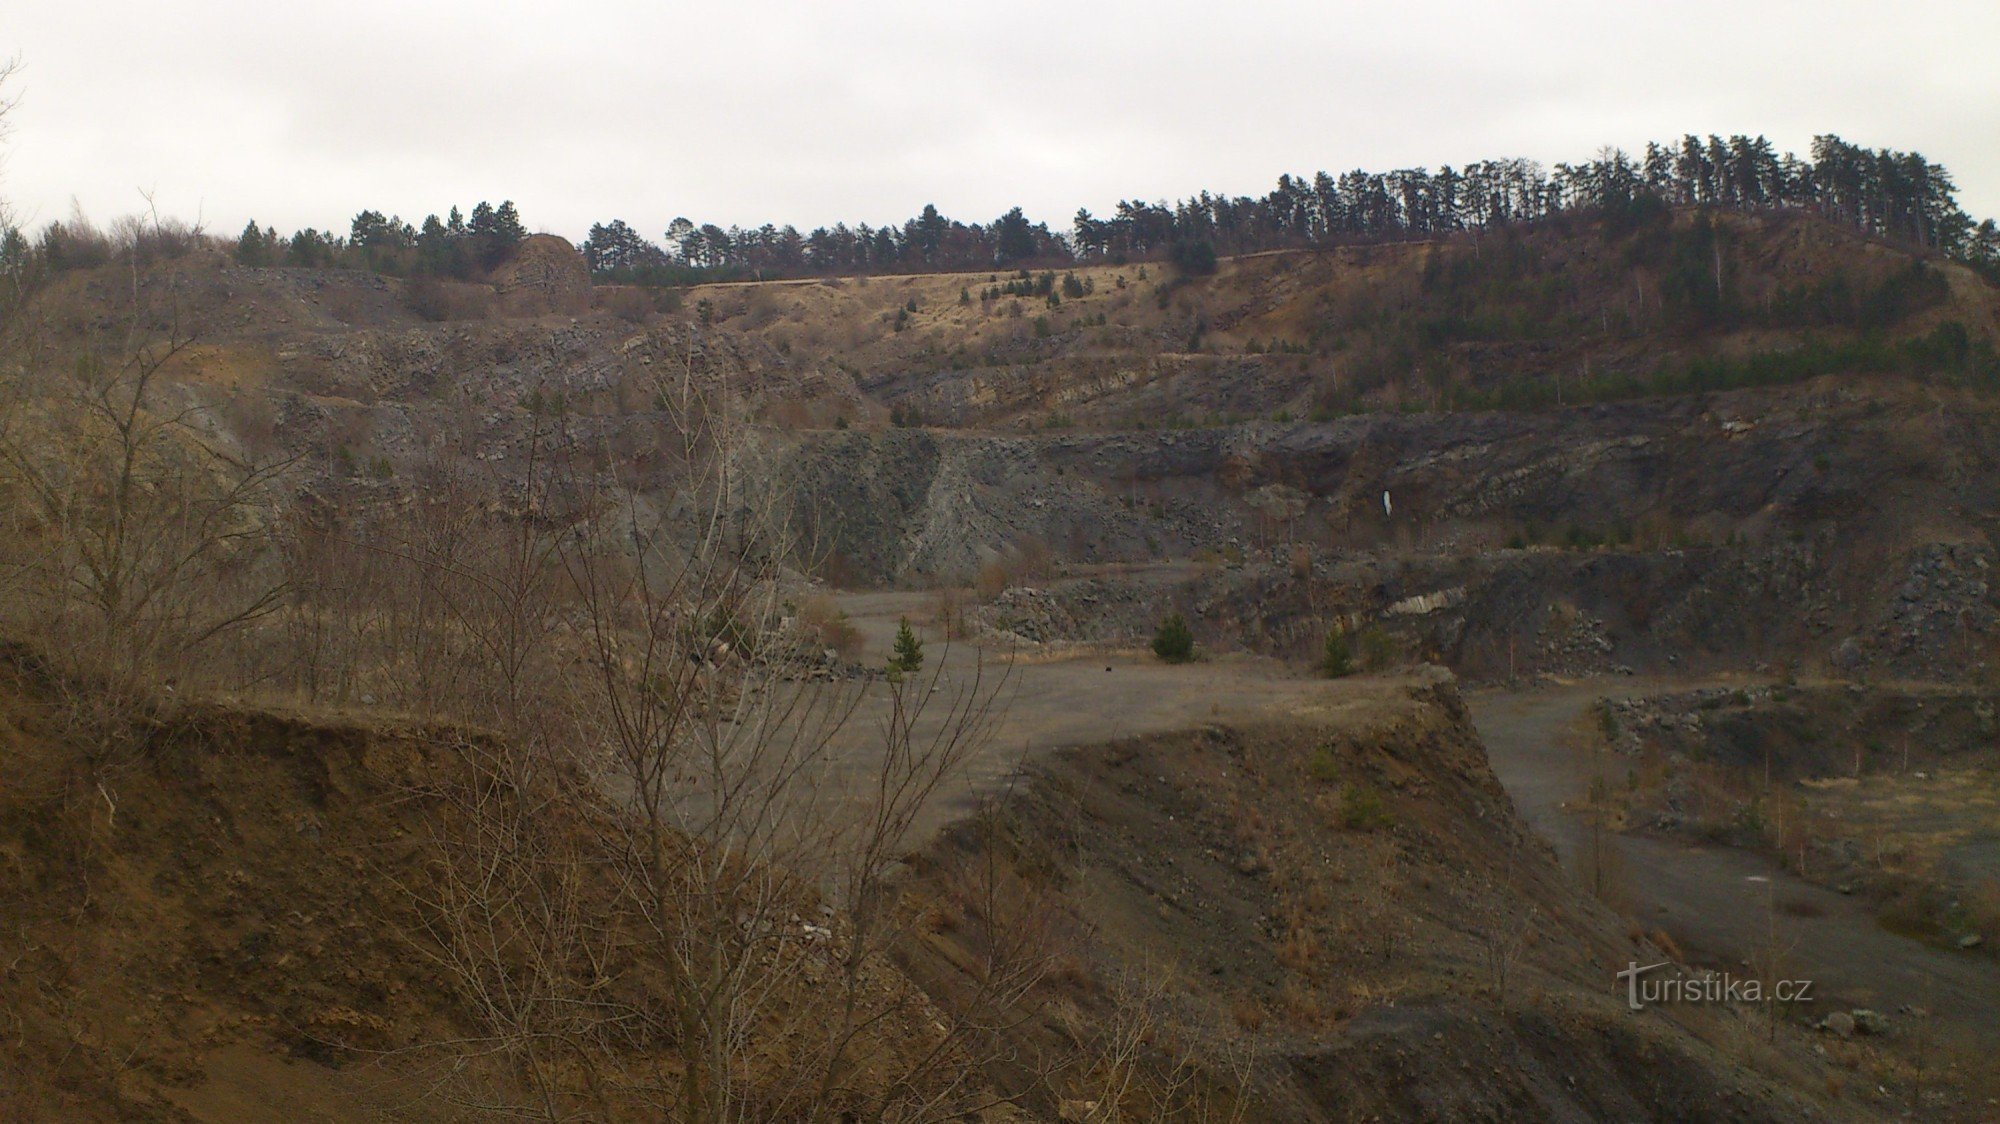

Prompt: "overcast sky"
[5,0,1998,243]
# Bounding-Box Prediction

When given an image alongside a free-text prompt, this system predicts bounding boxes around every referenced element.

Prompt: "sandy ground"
[1468,681,2000,1049]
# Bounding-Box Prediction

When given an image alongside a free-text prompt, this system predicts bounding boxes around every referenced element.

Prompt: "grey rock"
[1849,1009,1888,1035]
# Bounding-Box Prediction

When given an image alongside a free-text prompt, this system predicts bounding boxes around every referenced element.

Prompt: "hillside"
[16,205,1996,431]
[902,679,1872,1121]
[5,203,2000,1120]
[689,207,2000,428]
[12,206,1993,681]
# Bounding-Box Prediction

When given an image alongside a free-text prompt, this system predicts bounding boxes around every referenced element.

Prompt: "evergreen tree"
[350,209,393,248]
[468,200,527,269]
[0,225,28,275]
[994,206,1038,265]
[889,617,924,675]
[1168,238,1217,275]
[581,219,663,274]
[911,203,947,262]
[492,200,526,243]
[1151,613,1194,663]
[1321,629,1354,678]
[234,220,272,266]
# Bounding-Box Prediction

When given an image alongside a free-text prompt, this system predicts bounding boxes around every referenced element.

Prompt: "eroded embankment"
[0,652,961,1122]
[0,660,484,1121]
[897,679,1861,1122]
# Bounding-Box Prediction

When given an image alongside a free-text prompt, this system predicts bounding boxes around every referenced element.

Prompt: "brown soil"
[0,651,483,1120]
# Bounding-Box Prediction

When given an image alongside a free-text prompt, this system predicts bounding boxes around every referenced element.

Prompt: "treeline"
[3,133,1998,297]
[1075,135,1995,261]
[0,209,210,310]
[574,133,2000,283]
[232,199,528,276]
[579,205,1070,283]
[0,199,531,306]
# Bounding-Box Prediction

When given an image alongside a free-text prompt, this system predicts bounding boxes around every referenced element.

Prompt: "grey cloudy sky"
[5,0,1998,242]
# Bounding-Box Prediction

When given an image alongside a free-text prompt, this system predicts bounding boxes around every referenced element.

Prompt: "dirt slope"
[0,653,479,1120]
[900,678,1869,1121]
[0,649,949,1121]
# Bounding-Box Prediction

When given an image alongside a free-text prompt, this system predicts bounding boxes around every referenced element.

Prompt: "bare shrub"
[1471,837,1539,1007]
[402,274,496,321]
[0,215,304,958]
[974,535,1055,599]
[933,585,966,640]
[0,209,1064,1118]
[594,284,654,323]
[107,211,203,265]
[1061,966,1256,1123]
[799,592,863,659]
[975,559,1011,599]
[0,234,291,740]
[1571,718,1631,908]
[1011,534,1054,580]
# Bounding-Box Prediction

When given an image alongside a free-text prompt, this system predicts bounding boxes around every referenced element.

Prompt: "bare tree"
[0,54,19,219]
[0,206,291,743]
[380,343,1053,1120]
[1472,835,1538,1008]
[1058,964,1255,1123]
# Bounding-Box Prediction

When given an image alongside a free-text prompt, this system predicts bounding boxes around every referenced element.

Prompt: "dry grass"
[1800,767,2000,871]
[1230,997,1266,1032]
[1650,928,1685,962]
[994,644,1148,666]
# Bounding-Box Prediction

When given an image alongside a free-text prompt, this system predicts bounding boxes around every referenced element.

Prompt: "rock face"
[34,238,2000,685]
[759,378,2000,680]
[242,318,1999,683]
[493,234,593,315]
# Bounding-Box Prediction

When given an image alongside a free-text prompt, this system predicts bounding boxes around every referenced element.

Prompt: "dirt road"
[1468,683,2000,1047]
[823,585,1353,839]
